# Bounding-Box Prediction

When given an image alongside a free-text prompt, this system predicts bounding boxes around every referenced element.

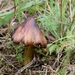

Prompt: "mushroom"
[12,17,47,65]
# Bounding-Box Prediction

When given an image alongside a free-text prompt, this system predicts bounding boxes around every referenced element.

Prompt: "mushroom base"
[23,45,34,65]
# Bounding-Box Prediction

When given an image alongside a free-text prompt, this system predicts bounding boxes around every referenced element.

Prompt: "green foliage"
[45,0,75,56]
[13,44,24,62]
[0,0,45,26]
[16,54,23,62]
[59,66,66,75]
[41,57,46,62]
[48,44,60,55]
[6,40,24,62]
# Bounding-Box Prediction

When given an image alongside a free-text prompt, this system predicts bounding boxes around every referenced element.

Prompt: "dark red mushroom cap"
[12,17,47,48]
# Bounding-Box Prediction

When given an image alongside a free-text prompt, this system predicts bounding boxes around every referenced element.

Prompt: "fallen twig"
[15,57,35,75]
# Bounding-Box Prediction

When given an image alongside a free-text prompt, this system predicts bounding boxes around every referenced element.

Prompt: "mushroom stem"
[23,45,34,65]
